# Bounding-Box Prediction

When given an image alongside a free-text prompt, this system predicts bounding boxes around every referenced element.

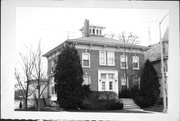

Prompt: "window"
[107,51,115,66]
[109,81,113,90]
[102,81,106,91]
[120,55,128,69]
[121,75,129,89]
[51,60,56,73]
[96,29,98,35]
[93,29,95,34]
[108,73,115,79]
[51,77,56,94]
[82,53,90,67]
[99,51,115,66]
[101,73,106,79]
[133,77,140,90]
[83,75,91,85]
[132,56,139,69]
[99,51,106,65]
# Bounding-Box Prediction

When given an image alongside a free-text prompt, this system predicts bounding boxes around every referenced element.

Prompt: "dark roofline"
[43,40,67,57]
[43,38,148,58]
[67,38,148,50]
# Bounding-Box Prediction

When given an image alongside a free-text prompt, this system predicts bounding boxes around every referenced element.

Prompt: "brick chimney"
[83,19,89,37]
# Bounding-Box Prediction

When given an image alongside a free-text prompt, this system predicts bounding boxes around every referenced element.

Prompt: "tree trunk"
[37,83,40,111]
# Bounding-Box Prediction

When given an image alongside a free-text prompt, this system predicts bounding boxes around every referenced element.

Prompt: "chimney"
[84,19,89,37]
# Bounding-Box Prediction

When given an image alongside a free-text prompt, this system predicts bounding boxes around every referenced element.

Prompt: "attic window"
[96,29,98,35]
[93,29,95,34]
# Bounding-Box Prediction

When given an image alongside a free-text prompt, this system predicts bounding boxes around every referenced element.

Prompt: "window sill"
[99,64,116,67]
[121,68,128,70]
[82,66,91,68]
[133,68,140,70]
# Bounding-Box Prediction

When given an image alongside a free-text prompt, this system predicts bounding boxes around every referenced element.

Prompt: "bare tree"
[32,41,46,111]
[118,32,140,90]
[15,42,48,111]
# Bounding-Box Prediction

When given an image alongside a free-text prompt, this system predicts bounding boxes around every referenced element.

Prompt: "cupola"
[80,19,105,37]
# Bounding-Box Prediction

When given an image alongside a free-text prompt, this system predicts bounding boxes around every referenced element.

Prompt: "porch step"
[121,98,143,110]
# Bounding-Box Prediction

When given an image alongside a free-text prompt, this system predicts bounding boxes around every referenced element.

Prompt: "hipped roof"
[43,36,148,57]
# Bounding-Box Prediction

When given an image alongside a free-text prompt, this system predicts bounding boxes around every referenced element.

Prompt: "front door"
[98,70,118,96]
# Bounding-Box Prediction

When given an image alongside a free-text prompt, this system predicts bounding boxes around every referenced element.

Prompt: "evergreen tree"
[137,59,160,107]
[54,44,85,110]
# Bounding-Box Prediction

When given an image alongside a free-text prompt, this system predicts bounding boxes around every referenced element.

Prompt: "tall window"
[132,56,139,69]
[133,77,140,90]
[99,51,106,65]
[51,60,56,73]
[121,75,129,90]
[51,77,56,94]
[107,51,115,66]
[83,75,91,85]
[93,29,95,34]
[82,53,90,67]
[120,55,128,69]
[102,81,106,91]
[99,51,115,66]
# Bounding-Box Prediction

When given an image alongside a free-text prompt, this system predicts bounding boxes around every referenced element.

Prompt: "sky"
[15,7,169,76]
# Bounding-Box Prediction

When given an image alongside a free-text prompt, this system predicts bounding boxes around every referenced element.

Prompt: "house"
[43,19,148,101]
[145,28,168,98]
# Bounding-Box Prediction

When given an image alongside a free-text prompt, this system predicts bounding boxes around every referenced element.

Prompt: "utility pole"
[37,40,41,111]
[159,13,168,113]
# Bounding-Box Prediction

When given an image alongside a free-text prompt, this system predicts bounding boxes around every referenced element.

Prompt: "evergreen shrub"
[55,44,90,110]
[133,59,160,108]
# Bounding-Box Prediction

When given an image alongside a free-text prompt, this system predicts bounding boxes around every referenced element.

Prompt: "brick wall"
[46,46,145,95]
[77,48,145,92]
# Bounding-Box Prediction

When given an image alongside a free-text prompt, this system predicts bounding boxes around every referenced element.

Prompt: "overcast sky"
[15,7,169,75]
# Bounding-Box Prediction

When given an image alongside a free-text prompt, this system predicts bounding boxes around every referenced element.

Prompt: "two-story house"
[43,19,148,101]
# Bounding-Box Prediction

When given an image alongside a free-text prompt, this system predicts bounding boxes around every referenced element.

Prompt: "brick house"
[43,19,148,101]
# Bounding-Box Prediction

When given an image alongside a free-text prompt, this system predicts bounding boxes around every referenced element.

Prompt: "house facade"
[43,20,148,101]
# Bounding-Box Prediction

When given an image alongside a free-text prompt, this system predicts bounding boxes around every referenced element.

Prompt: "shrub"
[88,91,118,101]
[107,100,124,110]
[55,44,85,110]
[81,91,123,110]
[119,88,140,98]
[82,84,91,98]
[156,98,163,105]
[133,59,160,108]
[81,99,123,110]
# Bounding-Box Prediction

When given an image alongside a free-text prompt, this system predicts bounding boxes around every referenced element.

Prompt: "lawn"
[143,105,163,112]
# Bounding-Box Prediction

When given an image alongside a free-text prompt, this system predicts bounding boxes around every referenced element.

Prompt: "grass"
[143,105,163,112]
[15,107,148,113]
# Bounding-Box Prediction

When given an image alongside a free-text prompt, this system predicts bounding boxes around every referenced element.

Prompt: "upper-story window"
[121,74,129,90]
[82,53,90,68]
[107,51,115,66]
[99,51,106,65]
[132,56,139,70]
[99,51,115,66]
[51,60,56,74]
[93,29,95,34]
[120,54,128,69]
